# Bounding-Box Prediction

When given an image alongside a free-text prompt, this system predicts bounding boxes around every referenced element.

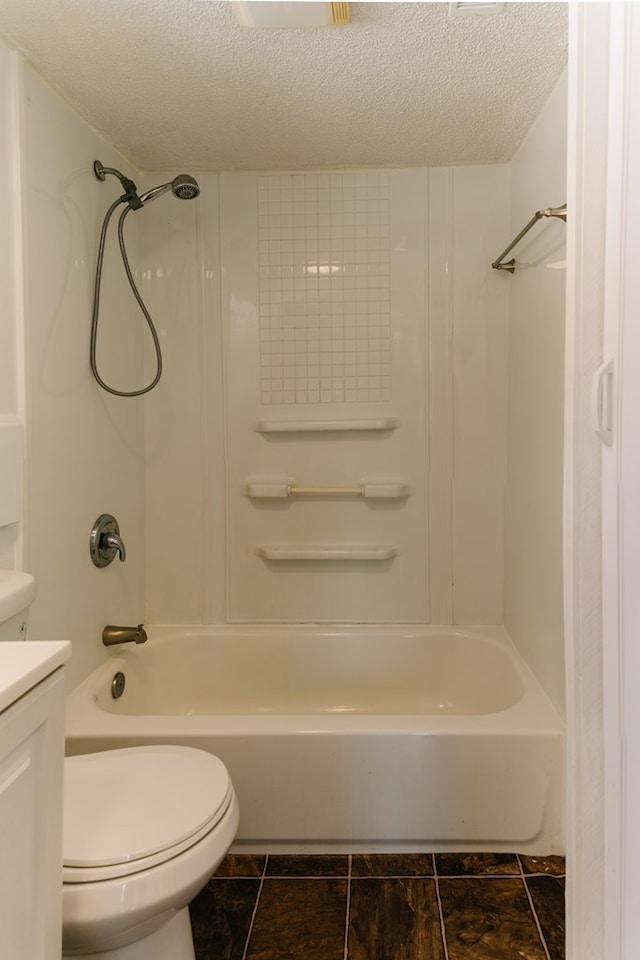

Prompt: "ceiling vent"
[232,2,350,29]
[448,2,506,16]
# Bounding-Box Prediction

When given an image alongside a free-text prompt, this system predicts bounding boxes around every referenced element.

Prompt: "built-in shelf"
[246,480,409,500]
[255,418,398,434]
[257,544,398,561]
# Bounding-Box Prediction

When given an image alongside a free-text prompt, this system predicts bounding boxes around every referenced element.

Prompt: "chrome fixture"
[91,160,200,397]
[103,624,147,647]
[92,162,201,209]
[90,514,126,567]
[492,203,567,273]
[138,174,200,204]
[111,671,126,699]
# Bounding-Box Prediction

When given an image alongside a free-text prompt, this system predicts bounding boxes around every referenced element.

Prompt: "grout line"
[343,854,352,960]
[256,873,351,879]
[240,858,268,960]
[433,854,450,960]
[260,873,424,879]
[518,856,552,960]
[432,873,526,880]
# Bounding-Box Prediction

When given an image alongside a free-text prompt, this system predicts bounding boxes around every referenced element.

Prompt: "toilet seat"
[63,745,232,883]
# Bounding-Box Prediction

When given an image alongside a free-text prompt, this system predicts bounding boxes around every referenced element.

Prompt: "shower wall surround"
[18,61,146,688]
[3,42,565,698]
[9,48,512,669]
[0,42,22,568]
[144,166,510,625]
[505,73,567,712]
[223,170,426,621]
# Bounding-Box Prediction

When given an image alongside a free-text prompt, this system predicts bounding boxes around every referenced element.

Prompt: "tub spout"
[102,624,147,646]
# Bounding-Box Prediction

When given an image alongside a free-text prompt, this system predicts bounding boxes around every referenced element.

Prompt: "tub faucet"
[102,624,147,646]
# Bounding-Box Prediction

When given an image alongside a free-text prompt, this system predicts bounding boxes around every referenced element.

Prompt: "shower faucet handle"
[101,531,126,562]
[90,514,127,567]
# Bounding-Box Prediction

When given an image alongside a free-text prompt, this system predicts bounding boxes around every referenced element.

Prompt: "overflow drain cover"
[111,671,126,699]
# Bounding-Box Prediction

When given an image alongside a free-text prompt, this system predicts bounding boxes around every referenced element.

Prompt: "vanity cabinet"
[0,643,70,959]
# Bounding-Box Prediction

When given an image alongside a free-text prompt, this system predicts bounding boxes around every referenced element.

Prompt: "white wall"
[142,172,223,624]
[0,40,24,569]
[504,73,568,713]
[429,165,510,624]
[143,165,510,625]
[20,63,146,688]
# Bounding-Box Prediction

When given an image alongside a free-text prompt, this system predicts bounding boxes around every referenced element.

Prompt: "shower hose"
[90,197,162,397]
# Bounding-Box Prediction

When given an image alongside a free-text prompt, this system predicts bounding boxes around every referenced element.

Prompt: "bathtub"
[64,625,564,855]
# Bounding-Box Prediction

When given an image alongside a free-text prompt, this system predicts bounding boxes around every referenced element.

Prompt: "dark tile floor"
[190,853,565,960]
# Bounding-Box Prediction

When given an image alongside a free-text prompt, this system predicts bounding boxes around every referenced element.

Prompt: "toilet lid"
[63,746,231,872]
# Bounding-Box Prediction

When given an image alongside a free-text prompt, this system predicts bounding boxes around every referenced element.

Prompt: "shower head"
[138,174,200,205]
[172,174,200,200]
[94,160,200,209]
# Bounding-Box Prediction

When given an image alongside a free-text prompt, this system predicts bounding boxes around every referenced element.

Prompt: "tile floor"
[189,852,565,960]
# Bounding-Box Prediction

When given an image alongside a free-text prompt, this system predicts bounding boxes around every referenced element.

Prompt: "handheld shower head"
[138,174,200,205]
[91,163,200,397]
[172,174,200,200]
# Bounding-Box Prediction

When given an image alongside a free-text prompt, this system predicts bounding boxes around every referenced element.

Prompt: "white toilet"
[0,569,239,960]
[62,744,240,960]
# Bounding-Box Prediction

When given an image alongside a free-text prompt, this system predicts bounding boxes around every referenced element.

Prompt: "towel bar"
[492,203,567,273]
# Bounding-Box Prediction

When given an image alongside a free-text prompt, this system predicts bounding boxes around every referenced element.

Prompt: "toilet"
[62,744,240,960]
[0,569,239,960]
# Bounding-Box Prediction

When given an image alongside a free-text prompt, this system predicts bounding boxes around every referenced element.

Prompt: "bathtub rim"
[64,624,565,855]
[65,623,564,737]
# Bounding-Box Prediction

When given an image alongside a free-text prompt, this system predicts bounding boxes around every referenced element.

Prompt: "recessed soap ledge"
[257,544,398,561]
[255,418,398,434]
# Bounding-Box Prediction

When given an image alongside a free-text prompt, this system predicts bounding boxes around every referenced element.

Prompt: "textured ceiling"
[0,1,567,172]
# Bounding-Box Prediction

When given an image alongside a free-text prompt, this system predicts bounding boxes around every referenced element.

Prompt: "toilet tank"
[0,570,37,641]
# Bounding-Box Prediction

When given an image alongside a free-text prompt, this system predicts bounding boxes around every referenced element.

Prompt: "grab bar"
[245,480,409,499]
[492,203,567,274]
[289,485,362,497]
[257,544,398,561]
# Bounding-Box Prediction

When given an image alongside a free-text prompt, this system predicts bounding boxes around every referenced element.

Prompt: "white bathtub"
[65,625,564,854]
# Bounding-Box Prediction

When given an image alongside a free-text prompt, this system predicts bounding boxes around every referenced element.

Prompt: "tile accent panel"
[258,173,391,405]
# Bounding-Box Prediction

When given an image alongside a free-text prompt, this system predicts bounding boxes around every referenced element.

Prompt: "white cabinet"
[0,643,69,959]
